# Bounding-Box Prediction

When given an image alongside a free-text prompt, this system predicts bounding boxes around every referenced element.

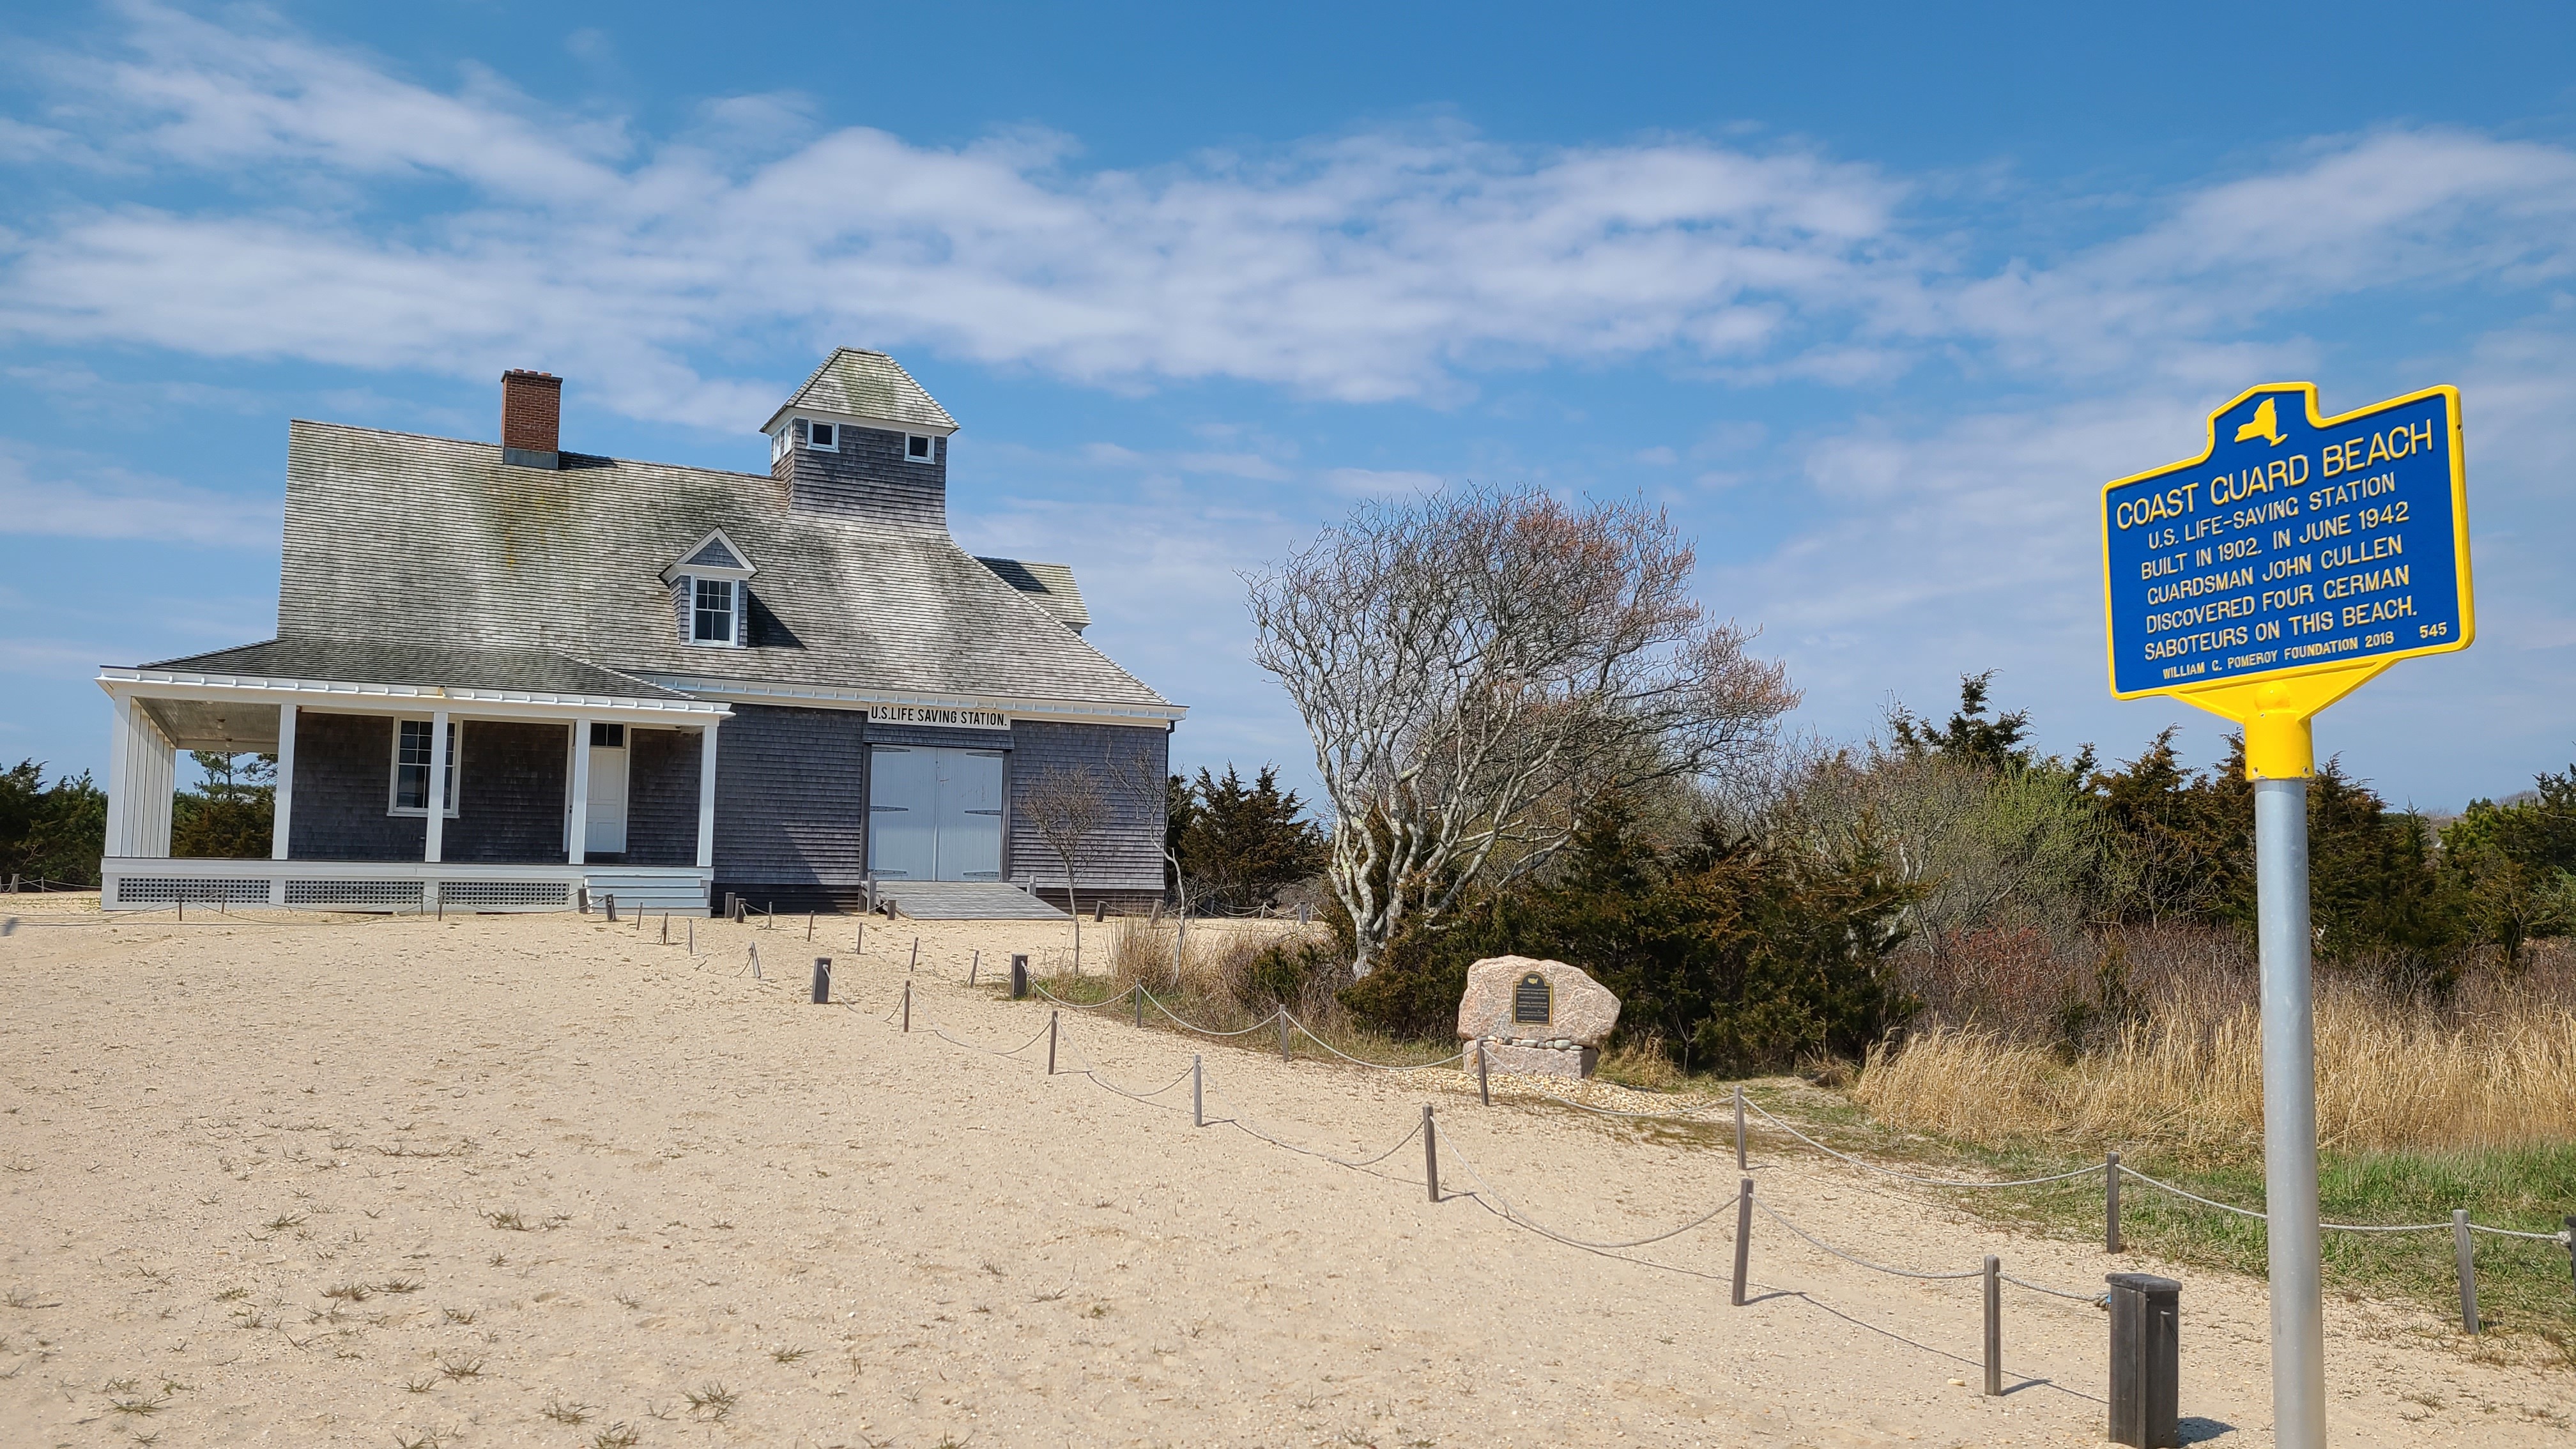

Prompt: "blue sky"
[4,1,2573,809]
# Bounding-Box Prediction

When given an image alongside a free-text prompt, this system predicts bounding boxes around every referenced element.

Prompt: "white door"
[586,740,629,854]
[868,746,938,880]
[936,749,1005,880]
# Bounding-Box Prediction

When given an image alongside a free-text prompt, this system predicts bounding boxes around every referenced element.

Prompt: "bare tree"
[1249,486,1798,976]
[1021,762,1110,973]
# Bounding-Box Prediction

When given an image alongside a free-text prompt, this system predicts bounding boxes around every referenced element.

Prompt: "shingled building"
[93,351,1180,916]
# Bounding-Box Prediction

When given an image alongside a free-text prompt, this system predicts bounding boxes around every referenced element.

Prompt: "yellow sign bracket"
[2171,661,2393,780]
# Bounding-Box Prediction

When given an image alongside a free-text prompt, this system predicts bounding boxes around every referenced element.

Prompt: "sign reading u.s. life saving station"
[2100,383,2474,700]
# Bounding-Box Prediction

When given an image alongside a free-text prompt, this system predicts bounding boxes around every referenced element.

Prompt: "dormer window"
[693,578,737,644]
[664,528,757,650]
[808,421,839,451]
[905,433,935,463]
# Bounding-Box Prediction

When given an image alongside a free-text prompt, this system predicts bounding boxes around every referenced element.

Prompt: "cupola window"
[808,421,838,451]
[905,432,935,462]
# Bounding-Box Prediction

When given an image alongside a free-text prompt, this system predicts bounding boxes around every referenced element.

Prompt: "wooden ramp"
[882,882,1070,920]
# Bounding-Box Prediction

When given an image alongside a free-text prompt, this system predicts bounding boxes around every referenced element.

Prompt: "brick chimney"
[500,369,562,470]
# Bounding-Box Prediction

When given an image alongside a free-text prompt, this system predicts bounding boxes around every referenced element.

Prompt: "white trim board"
[638,673,1185,726]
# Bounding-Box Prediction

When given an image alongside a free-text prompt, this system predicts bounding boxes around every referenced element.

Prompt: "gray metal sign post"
[2255,779,2324,1449]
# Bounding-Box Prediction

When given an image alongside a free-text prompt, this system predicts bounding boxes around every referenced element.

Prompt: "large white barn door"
[868,746,938,880]
[937,749,1005,880]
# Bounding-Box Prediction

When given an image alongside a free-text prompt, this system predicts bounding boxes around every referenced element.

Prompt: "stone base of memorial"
[1456,954,1619,1082]
[1476,1037,1599,1080]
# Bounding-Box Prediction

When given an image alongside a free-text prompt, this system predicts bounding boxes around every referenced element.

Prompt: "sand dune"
[2,904,2567,1446]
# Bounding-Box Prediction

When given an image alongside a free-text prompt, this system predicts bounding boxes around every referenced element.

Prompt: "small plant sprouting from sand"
[486,1209,530,1231]
[436,1354,484,1382]
[261,1212,307,1232]
[540,1396,595,1425]
[393,1429,456,1449]
[321,1282,371,1303]
[590,1424,643,1449]
[769,1346,808,1363]
[404,1376,436,1394]
[213,1286,249,1302]
[440,1307,477,1325]
[379,1278,424,1294]
[106,1390,169,1416]
[5,1289,63,1309]
[613,1290,643,1310]
[682,1383,738,1420]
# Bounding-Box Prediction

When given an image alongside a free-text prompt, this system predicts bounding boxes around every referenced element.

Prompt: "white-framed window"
[806,420,839,452]
[691,577,738,645]
[389,719,460,816]
[905,432,936,463]
[770,427,790,465]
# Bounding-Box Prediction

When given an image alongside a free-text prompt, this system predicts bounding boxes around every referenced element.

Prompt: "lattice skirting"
[114,876,272,905]
[438,880,572,910]
[284,878,427,908]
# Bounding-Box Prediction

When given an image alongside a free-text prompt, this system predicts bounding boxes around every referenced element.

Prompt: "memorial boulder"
[1457,955,1620,1079]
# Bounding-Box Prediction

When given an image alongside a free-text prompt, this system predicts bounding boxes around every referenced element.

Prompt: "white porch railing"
[100,857,711,914]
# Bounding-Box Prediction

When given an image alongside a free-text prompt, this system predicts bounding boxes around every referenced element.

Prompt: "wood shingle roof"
[267,422,1173,713]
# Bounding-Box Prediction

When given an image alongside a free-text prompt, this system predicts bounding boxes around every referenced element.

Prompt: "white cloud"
[0,446,279,548]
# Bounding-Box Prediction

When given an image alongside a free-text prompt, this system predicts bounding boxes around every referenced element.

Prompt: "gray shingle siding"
[285,712,425,861]
[711,703,867,889]
[445,721,569,863]
[625,726,703,867]
[1005,720,1167,894]
[789,421,947,530]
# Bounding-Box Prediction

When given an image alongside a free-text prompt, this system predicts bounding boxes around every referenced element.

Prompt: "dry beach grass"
[1,900,2570,1445]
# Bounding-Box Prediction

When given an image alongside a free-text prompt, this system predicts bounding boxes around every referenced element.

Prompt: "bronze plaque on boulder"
[1514,972,1552,1025]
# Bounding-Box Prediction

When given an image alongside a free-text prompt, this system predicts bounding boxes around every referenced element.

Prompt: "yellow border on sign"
[2097,381,2472,779]
[2097,380,2473,702]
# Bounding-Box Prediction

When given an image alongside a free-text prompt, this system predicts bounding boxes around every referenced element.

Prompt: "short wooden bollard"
[2455,1210,2480,1333]
[660,914,669,944]
[1734,1085,1747,1171]
[634,903,643,931]
[2566,1216,2575,1285]
[1731,1178,1753,1305]
[604,894,618,923]
[750,943,762,979]
[1092,899,1106,923]
[1011,954,1030,999]
[811,958,831,1004]
[1422,1104,1438,1202]
[908,937,919,972]
[1477,1041,1491,1105]
[1982,1255,2003,1396]
[969,949,981,985]
[1193,1055,1205,1127]
[1135,986,1146,1028]
[857,921,865,953]
[1278,1011,1291,1061]
[579,887,590,914]
[1046,1009,1058,1073]
[806,912,814,942]
[731,896,745,923]
[901,979,912,1034]
[2106,1272,2182,1447]
[2107,1151,2124,1253]
[687,917,694,954]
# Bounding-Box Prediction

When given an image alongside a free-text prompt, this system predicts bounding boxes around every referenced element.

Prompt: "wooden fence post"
[2454,1211,2480,1333]
[811,958,830,1004]
[1478,1041,1491,1106]
[902,979,912,1034]
[1731,1179,1752,1306]
[1734,1085,1746,1171]
[2107,1151,2123,1253]
[1193,1055,1204,1128]
[1046,1010,1058,1073]
[1982,1255,2002,1395]
[1422,1105,1438,1203]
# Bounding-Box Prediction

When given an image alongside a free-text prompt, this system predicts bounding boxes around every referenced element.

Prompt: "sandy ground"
[1,900,2570,1448]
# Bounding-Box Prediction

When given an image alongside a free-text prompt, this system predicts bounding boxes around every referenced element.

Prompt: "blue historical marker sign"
[2100,383,2473,699]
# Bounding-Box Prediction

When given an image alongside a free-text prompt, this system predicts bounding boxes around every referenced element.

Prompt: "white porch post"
[567,715,592,866]
[104,692,134,859]
[695,722,720,871]
[423,709,450,866]
[269,703,296,905]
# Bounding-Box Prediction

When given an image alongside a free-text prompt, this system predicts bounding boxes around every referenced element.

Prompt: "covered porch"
[96,640,729,913]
